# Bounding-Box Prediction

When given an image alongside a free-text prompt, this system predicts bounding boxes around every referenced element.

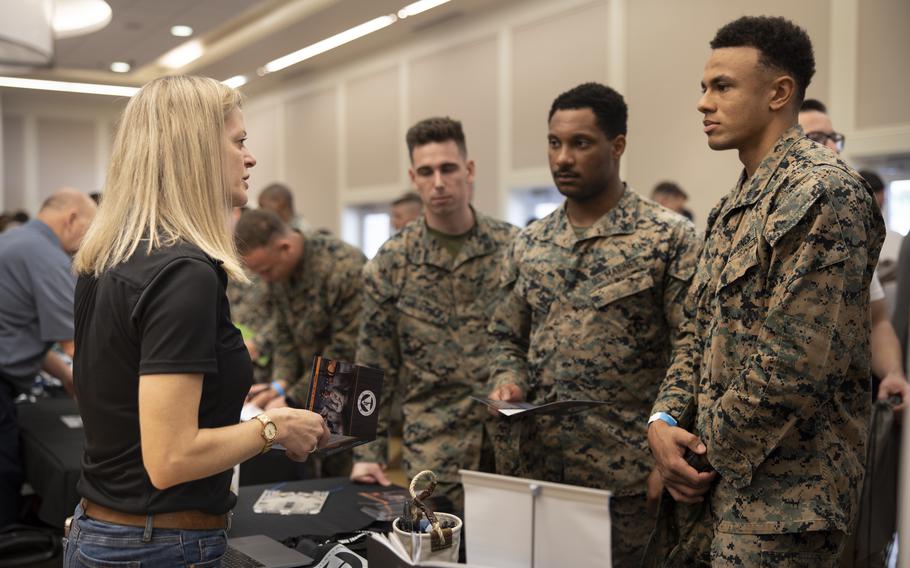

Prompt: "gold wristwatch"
[254,413,278,454]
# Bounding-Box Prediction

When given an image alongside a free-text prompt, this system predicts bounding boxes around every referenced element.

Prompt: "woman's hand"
[269,408,331,461]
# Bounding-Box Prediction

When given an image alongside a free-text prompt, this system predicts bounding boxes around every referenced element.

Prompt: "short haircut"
[548,82,627,139]
[652,181,688,199]
[859,169,885,193]
[406,117,467,160]
[234,208,289,256]
[800,98,827,114]
[11,210,29,223]
[710,16,815,105]
[259,183,294,207]
[392,191,422,208]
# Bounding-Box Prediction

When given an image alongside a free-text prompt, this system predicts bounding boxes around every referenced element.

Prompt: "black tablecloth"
[17,397,83,527]
[231,477,402,540]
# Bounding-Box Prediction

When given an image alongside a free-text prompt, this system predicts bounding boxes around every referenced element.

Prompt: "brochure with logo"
[471,396,608,417]
[304,356,384,454]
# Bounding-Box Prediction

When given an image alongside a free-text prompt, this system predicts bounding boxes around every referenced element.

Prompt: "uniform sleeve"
[487,239,533,393]
[136,259,219,376]
[703,176,875,489]
[651,221,702,428]
[269,297,300,386]
[30,254,77,343]
[288,251,365,402]
[352,258,400,465]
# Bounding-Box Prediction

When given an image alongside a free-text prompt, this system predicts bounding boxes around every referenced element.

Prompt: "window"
[888,179,910,236]
[507,186,564,228]
[342,204,390,259]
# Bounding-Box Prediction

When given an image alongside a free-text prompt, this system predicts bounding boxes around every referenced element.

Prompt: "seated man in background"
[0,188,96,527]
[350,117,518,509]
[390,191,423,232]
[235,209,366,476]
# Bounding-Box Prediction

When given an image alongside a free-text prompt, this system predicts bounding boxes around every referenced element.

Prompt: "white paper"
[60,415,83,428]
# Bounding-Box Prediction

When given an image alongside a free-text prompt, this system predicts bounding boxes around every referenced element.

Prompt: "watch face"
[264,422,278,441]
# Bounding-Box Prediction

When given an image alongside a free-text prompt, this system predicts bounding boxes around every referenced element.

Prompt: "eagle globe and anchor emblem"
[357,390,377,416]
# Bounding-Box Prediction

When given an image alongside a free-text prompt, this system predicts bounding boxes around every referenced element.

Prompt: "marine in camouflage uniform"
[489,187,700,565]
[236,209,366,478]
[263,230,365,404]
[651,126,884,565]
[352,211,517,507]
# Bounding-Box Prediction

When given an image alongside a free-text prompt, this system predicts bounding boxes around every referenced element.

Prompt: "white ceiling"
[6,0,514,95]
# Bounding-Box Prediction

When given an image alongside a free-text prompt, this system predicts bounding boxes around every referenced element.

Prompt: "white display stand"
[460,470,612,568]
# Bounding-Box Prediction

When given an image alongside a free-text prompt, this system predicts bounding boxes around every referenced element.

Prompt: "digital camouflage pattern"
[652,126,884,553]
[352,212,517,506]
[488,187,700,495]
[710,529,844,565]
[262,231,366,402]
[226,276,272,383]
[487,187,700,566]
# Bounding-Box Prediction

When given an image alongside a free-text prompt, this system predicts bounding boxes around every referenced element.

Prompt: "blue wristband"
[648,412,677,427]
[270,381,286,398]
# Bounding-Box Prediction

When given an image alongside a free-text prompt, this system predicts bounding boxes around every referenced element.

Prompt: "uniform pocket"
[590,268,653,308]
[716,240,759,294]
[397,293,448,327]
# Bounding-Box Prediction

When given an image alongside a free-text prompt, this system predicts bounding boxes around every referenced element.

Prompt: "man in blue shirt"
[0,188,96,527]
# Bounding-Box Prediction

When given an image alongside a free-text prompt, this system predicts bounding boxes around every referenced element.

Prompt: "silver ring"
[309,446,318,454]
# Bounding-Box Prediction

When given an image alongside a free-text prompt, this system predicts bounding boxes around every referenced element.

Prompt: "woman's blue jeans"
[63,502,228,567]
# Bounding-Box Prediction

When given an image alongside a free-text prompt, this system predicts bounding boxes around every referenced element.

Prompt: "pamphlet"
[303,356,384,453]
[252,488,330,515]
[471,396,608,417]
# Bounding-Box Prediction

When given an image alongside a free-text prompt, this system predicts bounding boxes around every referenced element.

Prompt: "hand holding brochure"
[471,396,608,417]
[304,356,384,453]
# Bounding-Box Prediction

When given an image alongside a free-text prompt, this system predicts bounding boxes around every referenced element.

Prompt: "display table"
[17,397,83,527]
[230,477,401,540]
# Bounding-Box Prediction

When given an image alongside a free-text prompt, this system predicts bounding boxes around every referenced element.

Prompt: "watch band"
[254,413,277,454]
[648,412,678,427]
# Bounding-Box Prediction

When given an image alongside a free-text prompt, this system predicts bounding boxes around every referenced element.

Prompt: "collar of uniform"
[408,207,497,270]
[541,184,639,250]
[724,125,805,216]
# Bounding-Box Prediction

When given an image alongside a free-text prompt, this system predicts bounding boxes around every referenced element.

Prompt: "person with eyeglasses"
[798,99,846,152]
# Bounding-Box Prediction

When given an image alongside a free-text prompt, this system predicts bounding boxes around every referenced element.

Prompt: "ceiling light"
[397,0,451,19]
[158,40,204,69]
[222,75,247,89]
[53,0,112,39]
[262,14,397,74]
[170,25,193,37]
[110,61,130,73]
[0,76,137,97]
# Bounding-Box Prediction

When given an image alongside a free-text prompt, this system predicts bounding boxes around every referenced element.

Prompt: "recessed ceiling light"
[170,25,193,37]
[53,0,113,39]
[222,75,247,89]
[110,61,130,73]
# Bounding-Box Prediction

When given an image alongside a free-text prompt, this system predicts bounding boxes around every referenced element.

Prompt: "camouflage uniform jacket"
[652,126,885,534]
[488,187,700,495]
[352,212,518,486]
[226,276,272,383]
[266,231,366,402]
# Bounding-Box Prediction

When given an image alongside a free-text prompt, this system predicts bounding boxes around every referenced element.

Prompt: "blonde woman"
[65,76,329,566]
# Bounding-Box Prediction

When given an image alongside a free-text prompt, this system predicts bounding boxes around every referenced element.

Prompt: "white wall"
[1,91,124,212]
[238,0,910,234]
[2,0,908,230]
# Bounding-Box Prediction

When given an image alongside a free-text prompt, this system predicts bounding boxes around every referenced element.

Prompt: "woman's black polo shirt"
[73,242,253,515]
